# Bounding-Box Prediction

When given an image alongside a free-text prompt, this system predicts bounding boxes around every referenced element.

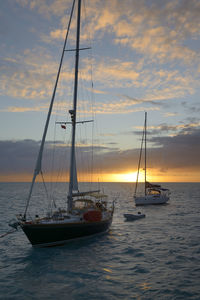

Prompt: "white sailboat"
[134,112,170,206]
[15,0,114,247]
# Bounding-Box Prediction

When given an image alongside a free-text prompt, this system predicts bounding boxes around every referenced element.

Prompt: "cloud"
[1,122,200,180]
[1,0,199,119]
[15,0,200,65]
[163,112,178,117]
[85,58,197,102]
[0,140,40,174]
[181,101,200,115]
[0,105,48,113]
[148,128,200,171]
[113,0,200,64]
[1,48,182,114]
[0,139,113,175]
[133,120,200,136]
[16,0,72,17]
[0,139,136,179]
[91,58,140,88]
[0,50,197,119]
[120,95,163,106]
[91,88,107,95]
[92,100,160,115]
[0,48,59,100]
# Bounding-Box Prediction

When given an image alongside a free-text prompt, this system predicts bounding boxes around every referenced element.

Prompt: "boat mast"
[68,0,82,212]
[144,112,147,196]
[134,117,145,197]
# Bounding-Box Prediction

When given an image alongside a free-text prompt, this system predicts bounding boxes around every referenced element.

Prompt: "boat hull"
[124,213,145,221]
[135,195,169,206]
[20,218,112,247]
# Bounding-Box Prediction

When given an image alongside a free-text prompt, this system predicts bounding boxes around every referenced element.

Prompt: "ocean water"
[0,182,200,300]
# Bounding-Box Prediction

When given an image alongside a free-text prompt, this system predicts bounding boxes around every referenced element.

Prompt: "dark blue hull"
[21,218,112,247]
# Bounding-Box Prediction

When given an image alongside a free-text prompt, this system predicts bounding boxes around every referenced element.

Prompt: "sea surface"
[0,182,200,300]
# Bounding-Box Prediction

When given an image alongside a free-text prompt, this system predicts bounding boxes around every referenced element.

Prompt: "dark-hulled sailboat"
[17,0,114,247]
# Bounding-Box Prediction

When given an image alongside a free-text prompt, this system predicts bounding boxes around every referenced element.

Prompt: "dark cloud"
[1,124,200,179]
[1,113,200,178]
[148,127,200,170]
[120,125,174,137]
[101,124,200,172]
[181,101,200,114]
[132,120,200,138]
[0,140,120,176]
[0,140,39,174]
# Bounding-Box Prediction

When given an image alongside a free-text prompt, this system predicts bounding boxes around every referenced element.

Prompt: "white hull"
[134,194,169,205]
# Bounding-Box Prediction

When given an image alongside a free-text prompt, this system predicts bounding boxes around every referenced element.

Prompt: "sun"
[121,172,137,182]
[112,172,139,182]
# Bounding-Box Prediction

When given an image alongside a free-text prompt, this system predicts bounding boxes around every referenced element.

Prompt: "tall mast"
[68,0,82,211]
[144,112,147,196]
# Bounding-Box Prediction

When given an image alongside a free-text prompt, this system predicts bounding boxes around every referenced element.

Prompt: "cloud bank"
[1,121,199,181]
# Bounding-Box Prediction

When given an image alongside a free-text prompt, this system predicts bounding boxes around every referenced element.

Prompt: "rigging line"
[0,229,17,239]
[41,170,56,212]
[80,72,90,183]
[55,136,66,185]
[90,114,94,186]
[90,63,95,188]
[144,112,147,196]
[41,171,49,200]
[134,117,146,197]
[77,69,89,184]
[50,76,67,191]
[86,38,95,185]
[24,0,76,218]
[83,0,94,89]
[84,121,90,181]
[89,50,96,186]
[77,76,85,184]
[83,0,96,187]
[82,0,96,188]
[50,118,57,199]
[59,124,71,187]
[51,122,66,206]
[88,75,94,186]
[54,126,62,185]
[50,76,65,192]
[83,0,93,51]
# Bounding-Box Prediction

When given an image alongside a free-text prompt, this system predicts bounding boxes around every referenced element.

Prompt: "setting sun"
[111,172,139,182]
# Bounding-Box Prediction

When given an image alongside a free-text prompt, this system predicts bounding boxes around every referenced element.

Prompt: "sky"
[0,0,200,183]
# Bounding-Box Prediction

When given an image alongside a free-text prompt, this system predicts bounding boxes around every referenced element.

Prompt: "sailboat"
[134,112,170,206]
[16,0,114,247]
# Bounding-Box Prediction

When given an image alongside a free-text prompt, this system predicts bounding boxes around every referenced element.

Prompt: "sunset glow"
[111,172,138,182]
[1,168,200,183]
